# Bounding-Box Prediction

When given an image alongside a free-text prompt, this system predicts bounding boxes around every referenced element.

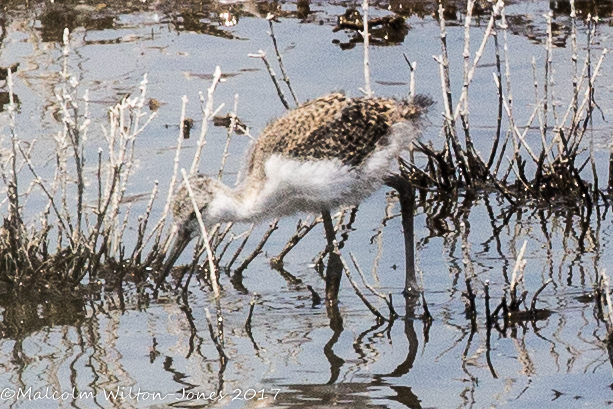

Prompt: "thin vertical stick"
[131,181,159,262]
[452,0,504,121]
[510,240,527,292]
[435,0,472,186]
[609,120,613,190]
[205,307,228,362]
[181,169,220,298]
[462,0,475,115]
[543,12,552,144]
[249,51,290,110]
[487,13,503,171]
[6,68,19,225]
[218,94,239,180]
[149,96,188,251]
[267,15,299,106]
[570,0,578,119]
[190,66,222,176]
[403,53,416,99]
[409,64,416,100]
[532,57,548,154]
[361,0,372,97]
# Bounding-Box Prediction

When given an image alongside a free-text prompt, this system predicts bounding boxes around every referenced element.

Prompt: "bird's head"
[173,174,227,233]
[158,174,227,285]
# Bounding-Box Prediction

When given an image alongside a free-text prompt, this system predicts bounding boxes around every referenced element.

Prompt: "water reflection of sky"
[1,1,613,408]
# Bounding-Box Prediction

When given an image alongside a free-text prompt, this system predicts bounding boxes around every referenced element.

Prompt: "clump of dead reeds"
[0,25,265,297]
[0,29,162,293]
[409,0,609,215]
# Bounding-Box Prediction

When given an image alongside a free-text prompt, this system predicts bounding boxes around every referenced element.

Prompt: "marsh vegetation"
[1,0,613,407]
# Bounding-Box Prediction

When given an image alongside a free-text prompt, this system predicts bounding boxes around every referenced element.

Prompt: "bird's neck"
[207,178,263,225]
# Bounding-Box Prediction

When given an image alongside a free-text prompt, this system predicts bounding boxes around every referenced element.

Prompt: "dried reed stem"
[337,246,386,322]
[510,240,527,292]
[488,12,504,171]
[271,216,321,267]
[149,96,188,253]
[267,15,299,106]
[218,94,239,179]
[543,12,553,140]
[131,181,159,262]
[602,271,613,326]
[531,57,548,155]
[452,0,504,121]
[350,253,397,317]
[434,1,471,186]
[181,168,220,298]
[18,146,72,247]
[249,51,290,110]
[233,220,279,278]
[190,66,223,176]
[360,0,372,98]
[226,224,254,270]
[570,0,578,118]
[6,68,20,226]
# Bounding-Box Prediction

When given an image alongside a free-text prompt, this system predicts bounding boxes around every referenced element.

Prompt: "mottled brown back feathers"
[248,92,431,173]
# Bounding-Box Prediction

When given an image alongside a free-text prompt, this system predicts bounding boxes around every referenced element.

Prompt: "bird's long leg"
[155,227,193,293]
[384,175,419,297]
[322,210,343,304]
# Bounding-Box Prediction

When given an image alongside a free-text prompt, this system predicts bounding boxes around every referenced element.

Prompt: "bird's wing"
[251,94,399,171]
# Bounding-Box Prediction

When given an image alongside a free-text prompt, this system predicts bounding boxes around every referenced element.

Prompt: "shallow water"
[2,0,613,408]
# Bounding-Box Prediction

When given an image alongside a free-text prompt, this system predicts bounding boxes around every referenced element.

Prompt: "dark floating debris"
[0,62,18,82]
[333,8,410,49]
[148,98,162,112]
[182,118,194,139]
[213,114,247,134]
[0,92,19,113]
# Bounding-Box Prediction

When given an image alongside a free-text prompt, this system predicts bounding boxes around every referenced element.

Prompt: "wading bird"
[159,92,432,284]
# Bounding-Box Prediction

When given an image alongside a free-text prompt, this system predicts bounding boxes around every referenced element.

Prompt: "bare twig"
[403,53,416,99]
[147,96,188,259]
[530,279,552,312]
[271,216,321,268]
[360,0,372,97]
[350,253,397,318]
[226,224,254,270]
[233,220,279,278]
[249,51,290,110]
[181,169,220,297]
[190,66,223,176]
[510,240,528,294]
[267,15,299,106]
[337,245,387,322]
[218,94,239,179]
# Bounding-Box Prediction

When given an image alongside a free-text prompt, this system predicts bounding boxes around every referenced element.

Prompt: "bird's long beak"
[155,226,193,292]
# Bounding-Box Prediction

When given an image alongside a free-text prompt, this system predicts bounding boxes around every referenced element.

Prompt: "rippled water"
[2,0,613,408]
